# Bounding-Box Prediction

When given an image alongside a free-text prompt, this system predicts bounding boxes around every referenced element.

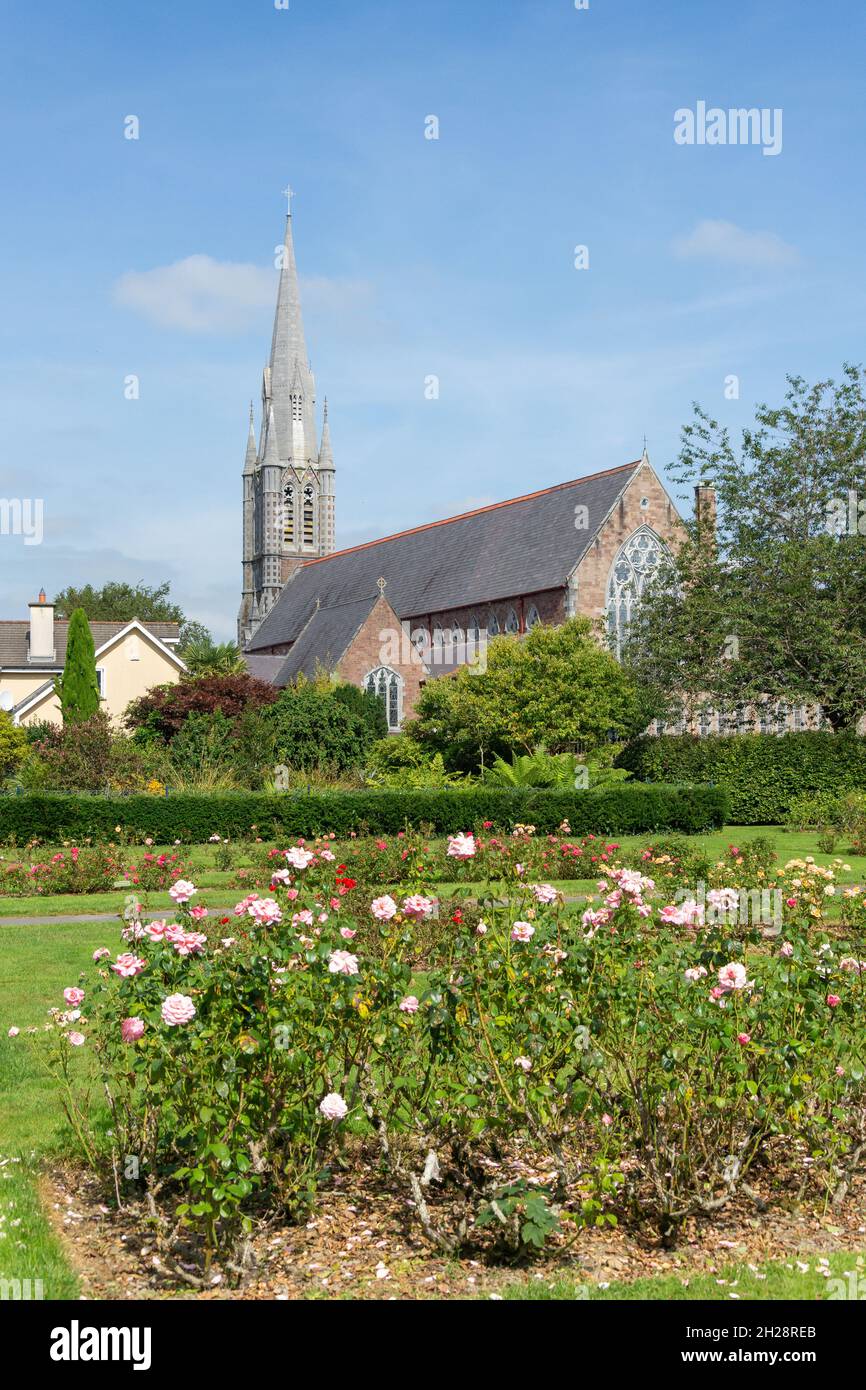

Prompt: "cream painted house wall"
[11,626,184,727]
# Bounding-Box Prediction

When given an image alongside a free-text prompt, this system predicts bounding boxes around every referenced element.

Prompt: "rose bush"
[18,836,866,1276]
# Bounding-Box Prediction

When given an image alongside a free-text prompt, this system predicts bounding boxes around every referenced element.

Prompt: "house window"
[488,612,500,636]
[96,667,106,697]
[505,608,520,634]
[526,605,541,630]
[467,614,480,641]
[451,625,464,646]
[432,626,445,648]
[283,481,295,544]
[605,526,673,659]
[411,628,428,656]
[365,667,402,732]
[303,483,314,546]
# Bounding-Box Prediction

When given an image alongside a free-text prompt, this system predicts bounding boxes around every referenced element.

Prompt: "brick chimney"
[694,482,717,545]
[28,588,55,662]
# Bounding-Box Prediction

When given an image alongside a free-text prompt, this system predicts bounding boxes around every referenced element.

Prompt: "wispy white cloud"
[671,219,800,269]
[113,256,376,334]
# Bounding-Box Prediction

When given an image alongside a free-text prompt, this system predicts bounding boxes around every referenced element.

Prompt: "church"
[239,208,685,730]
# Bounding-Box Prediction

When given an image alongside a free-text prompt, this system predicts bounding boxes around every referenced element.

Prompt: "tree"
[261,685,377,773]
[124,674,281,742]
[55,608,100,725]
[0,712,28,782]
[53,580,208,652]
[181,636,247,677]
[405,618,650,772]
[624,367,866,730]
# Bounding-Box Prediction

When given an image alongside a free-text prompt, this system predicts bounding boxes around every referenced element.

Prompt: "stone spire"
[243,401,257,474]
[267,212,316,462]
[318,397,334,470]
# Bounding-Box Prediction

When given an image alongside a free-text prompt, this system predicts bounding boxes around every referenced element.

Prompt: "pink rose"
[401,894,434,920]
[8,1027,19,1037]
[511,921,535,943]
[717,962,751,992]
[189,905,209,921]
[67,1032,86,1047]
[92,948,110,962]
[827,994,841,1008]
[285,847,315,871]
[111,954,147,978]
[399,996,420,1015]
[161,994,196,1026]
[737,1033,751,1046]
[779,941,794,958]
[169,880,197,904]
[514,1056,532,1072]
[530,884,558,905]
[121,1017,145,1044]
[63,988,85,1007]
[370,895,398,921]
[328,950,359,976]
[339,927,357,940]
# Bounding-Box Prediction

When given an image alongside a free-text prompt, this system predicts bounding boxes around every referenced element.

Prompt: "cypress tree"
[56,608,100,725]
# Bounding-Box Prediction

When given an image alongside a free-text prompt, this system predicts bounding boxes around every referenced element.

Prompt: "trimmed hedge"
[617,733,866,824]
[0,783,728,844]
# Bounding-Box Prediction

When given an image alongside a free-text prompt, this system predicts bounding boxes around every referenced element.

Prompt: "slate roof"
[247,461,640,653]
[0,620,180,669]
[273,594,380,685]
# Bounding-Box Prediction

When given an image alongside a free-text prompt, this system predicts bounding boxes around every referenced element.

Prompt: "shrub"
[0,783,729,844]
[618,732,866,823]
[125,674,281,742]
[21,713,159,793]
[262,686,379,773]
[0,713,28,782]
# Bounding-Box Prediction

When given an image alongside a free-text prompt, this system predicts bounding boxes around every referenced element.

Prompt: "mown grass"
[0,826,864,920]
[0,922,111,1298]
[500,1249,866,1300]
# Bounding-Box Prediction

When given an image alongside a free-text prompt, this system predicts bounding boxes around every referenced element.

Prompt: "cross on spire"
[283,184,295,216]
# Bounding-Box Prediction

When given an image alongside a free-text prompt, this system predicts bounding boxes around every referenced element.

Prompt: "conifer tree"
[55,608,100,725]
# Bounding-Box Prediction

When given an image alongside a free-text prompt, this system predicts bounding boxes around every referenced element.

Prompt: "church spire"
[268,205,315,460]
[318,397,334,470]
[243,401,257,474]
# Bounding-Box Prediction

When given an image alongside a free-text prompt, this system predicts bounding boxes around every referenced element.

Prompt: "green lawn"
[0,824,863,920]
[500,1250,866,1301]
[0,922,112,1298]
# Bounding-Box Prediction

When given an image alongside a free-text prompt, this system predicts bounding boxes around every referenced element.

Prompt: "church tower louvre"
[237,201,336,647]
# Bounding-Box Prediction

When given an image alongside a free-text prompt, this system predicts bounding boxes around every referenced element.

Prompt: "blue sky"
[1,0,864,638]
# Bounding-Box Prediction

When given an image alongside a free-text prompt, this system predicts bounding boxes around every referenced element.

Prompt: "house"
[0,592,186,726]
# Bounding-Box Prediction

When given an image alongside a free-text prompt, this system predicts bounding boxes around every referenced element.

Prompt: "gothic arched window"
[303,483,314,547]
[505,608,520,635]
[526,605,541,630]
[488,612,500,636]
[432,626,445,648]
[605,526,672,659]
[282,481,295,545]
[411,628,428,657]
[467,614,480,641]
[365,667,402,732]
[291,393,303,423]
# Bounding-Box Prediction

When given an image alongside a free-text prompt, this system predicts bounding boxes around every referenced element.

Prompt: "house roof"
[273,593,380,685]
[0,619,180,670]
[247,460,641,652]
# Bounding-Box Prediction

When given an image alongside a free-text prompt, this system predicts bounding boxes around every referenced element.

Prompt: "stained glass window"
[605,526,672,659]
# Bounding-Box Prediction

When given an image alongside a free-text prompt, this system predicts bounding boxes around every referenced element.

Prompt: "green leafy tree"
[53,580,208,651]
[624,368,866,731]
[406,617,649,772]
[181,636,246,676]
[55,608,100,725]
[262,685,376,773]
[0,712,28,782]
